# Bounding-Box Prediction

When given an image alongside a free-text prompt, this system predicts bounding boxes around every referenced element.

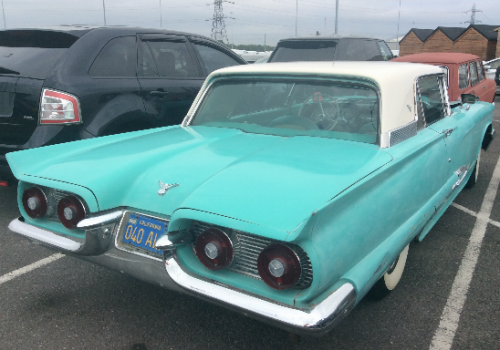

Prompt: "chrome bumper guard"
[157,236,357,336]
[8,210,124,256]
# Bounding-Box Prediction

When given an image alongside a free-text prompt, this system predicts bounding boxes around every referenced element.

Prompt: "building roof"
[408,28,434,42]
[434,26,466,41]
[392,52,480,64]
[468,24,500,41]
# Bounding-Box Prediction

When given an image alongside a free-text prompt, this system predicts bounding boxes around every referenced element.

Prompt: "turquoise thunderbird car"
[7,62,495,335]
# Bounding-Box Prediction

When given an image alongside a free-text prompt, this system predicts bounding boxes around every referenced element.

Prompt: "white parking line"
[0,253,65,286]
[430,155,500,350]
[451,202,500,229]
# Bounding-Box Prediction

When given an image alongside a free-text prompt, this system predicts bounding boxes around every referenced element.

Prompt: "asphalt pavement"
[0,96,499,350]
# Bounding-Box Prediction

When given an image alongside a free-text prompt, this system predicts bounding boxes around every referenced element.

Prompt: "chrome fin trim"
[77,210,124,229]
[163,255,356,335]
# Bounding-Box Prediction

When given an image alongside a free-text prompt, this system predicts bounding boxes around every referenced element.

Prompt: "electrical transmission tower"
[464,3,482,25]
[211,0,230,44]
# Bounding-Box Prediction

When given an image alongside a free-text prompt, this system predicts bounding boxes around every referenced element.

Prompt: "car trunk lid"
[8,126,392,235]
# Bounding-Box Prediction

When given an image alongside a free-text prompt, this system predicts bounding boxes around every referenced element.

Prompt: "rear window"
[0,30,78,79]
[270,40,338,62]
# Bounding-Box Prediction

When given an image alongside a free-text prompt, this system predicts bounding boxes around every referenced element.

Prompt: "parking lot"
[0,96,499,350]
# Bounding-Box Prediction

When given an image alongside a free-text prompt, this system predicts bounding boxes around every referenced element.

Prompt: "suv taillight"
[40,89,81,124]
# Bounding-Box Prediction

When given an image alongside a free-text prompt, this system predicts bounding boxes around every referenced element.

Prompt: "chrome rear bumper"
[9,216,357,336]
[165,255,356,335]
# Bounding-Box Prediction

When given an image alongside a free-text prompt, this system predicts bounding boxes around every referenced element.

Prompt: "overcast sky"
[1,0,498,46]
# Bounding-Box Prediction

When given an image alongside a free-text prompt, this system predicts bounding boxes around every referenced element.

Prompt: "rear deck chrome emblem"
[158,181,180,196]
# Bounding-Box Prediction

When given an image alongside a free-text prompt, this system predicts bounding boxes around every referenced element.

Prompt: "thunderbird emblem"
[158,181,180,196]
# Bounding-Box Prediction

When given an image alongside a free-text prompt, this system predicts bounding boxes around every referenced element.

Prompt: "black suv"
[0,26,246,182]
[268,36,394,62]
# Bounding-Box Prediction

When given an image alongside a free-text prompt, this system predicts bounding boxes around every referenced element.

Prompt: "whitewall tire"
[465,151,480,188]
[369,244,409,299]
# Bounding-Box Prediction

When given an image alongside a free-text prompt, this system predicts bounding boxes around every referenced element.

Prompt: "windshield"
[190,78,379,144]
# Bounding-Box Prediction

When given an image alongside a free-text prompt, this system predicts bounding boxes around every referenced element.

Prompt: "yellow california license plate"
[121,213,167,255]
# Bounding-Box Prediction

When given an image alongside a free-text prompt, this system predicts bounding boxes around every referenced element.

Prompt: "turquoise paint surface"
[8,125,392,237]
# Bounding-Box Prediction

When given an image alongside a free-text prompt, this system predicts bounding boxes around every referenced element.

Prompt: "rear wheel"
[465,151,480,188]
[369,244,409,300]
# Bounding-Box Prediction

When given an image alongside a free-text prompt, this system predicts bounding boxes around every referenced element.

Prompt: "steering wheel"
[270,115,319,130]
[298,93,342,130]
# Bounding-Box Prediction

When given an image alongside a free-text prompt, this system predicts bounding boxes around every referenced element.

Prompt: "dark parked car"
[268,36,394,63]
[0,26,246,183]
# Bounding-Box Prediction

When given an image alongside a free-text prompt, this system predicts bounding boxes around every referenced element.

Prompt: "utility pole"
[295,0,298,37]
[335,0,339,34]
[211,0,230,44]
[1,0,5,29]
[159,0,162,28]
[102,0,107,25]
[464,3,482,25]
[397,0,401,50]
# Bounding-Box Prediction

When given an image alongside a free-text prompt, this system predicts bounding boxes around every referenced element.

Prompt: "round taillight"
[57,195,86,229]
[22,187,48,218]
[195,228,233,271]
[257,243,302,290]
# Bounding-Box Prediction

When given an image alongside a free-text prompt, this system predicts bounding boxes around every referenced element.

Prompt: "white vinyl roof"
[199,61,444,134]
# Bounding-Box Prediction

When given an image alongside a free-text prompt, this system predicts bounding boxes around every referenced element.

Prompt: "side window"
[376,41,393,60]
[336,39,367,61]
[139,40,197,78]
[192,43,240,75]
[469,61,479,86]
[458,64,469,90]
[89,36,136,77]
[417,75,446,126]
[490,59,500,69]
[477,61,485,81]
[363,40,383,61]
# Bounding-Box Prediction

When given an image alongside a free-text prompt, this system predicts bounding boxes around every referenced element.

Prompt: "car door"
[467,60,485,101]
[84,35,147,136]
[137,34,204,126]
[422,74,481,197]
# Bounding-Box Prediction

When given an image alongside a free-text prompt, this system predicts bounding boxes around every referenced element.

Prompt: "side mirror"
[484,64,491,70]
[461,94,478,104]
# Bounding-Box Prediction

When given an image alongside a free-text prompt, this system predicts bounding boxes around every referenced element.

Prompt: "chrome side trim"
[9,218,81,251]
[163,255,357,335]
[77,210,124,229]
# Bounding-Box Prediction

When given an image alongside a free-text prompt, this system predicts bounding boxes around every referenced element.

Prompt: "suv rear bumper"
[0,124,86,179]
[0,154,15,180]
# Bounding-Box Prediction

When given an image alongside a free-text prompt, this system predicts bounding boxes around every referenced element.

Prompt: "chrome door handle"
[149,90,170,96]
[442,128,453,137]
[452,166,468,190]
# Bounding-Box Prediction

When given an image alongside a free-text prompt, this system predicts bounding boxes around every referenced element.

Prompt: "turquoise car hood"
[8,126,392,234]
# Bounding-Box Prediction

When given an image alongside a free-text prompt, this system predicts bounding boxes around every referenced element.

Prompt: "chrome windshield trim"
[77,210,124,229]
[9,218,81,251]
[164,255,356,335]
